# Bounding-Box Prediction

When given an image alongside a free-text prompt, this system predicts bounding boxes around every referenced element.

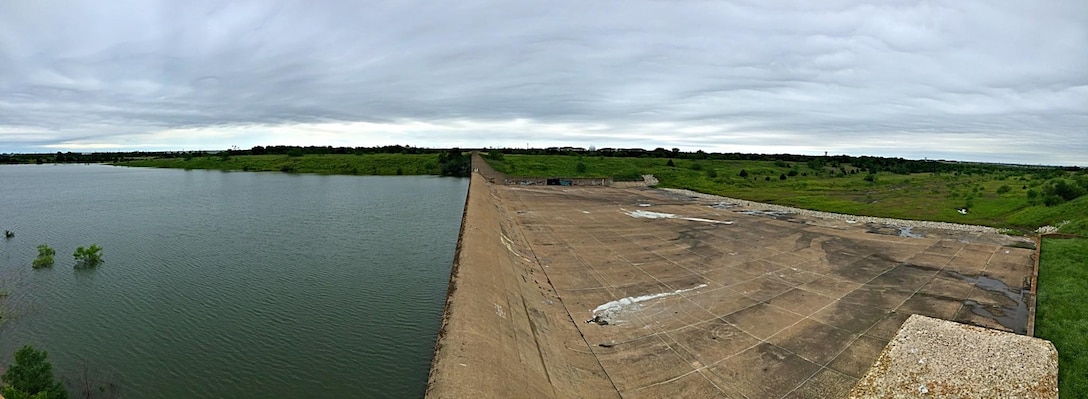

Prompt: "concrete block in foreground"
[850,314,1058,398]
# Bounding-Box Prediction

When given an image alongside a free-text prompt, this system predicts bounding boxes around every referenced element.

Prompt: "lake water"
[0,164,467,398]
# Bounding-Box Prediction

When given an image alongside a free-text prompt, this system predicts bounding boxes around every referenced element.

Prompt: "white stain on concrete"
[680,217,734,225]
[625,209,676,219]
[624,209,733,224]
[589,284,708,324]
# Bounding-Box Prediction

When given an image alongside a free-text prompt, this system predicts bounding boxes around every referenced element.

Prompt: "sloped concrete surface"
[428,173,1039,398]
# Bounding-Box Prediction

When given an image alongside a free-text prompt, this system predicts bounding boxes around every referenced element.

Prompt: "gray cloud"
[1,0,1086,165]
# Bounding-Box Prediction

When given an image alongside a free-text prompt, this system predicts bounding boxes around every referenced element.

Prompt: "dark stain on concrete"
[945,270,1028,334]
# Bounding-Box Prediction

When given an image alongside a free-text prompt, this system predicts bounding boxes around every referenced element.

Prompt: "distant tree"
[666,159,675,167]
[765,176,771,181]
[73,245,103,269]
[438,149,470,177]
[485,150,504,161]
[286,148,304,157]
[738,169,748,178]
[1,345,69,399]
[779,173,787,180]
[32,244,55,269]
[787,170,798,177]
[1047,179,1086,202]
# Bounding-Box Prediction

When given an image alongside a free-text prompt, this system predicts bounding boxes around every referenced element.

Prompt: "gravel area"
[661,188,1001,234]
[849,314,1058,398]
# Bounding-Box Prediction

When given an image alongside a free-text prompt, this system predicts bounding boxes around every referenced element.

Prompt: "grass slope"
[116,154,442,175]
[487,154,1087,234]
[1035,238,1088,397]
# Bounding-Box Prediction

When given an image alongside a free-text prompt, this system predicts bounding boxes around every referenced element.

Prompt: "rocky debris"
[1035,221,1069,234]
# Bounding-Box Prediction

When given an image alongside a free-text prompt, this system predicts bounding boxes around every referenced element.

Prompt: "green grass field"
[116,153,443,175]
[486,154,1087,235]
[1035,238,1088,397]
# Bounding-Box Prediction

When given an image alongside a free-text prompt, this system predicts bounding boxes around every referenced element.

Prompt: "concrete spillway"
[425,172,619,398]
[426,169,1052,398]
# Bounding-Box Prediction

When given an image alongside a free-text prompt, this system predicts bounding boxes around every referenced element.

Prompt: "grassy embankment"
[116,153,443,175]
[486,154,1088,235]
[1035,238,1088,397]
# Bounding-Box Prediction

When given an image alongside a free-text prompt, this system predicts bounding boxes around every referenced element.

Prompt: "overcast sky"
[1,1,1086,165]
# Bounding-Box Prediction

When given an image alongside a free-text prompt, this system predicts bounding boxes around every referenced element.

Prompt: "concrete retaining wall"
[425,173,618,398]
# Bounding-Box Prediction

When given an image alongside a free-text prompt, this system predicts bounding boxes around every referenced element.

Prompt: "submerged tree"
[32,244,55,269]
[73,245,103,269]
[66,359,122,399]
[1,345,69,399]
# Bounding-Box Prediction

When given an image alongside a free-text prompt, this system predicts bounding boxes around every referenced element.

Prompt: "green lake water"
[0,164,467,398]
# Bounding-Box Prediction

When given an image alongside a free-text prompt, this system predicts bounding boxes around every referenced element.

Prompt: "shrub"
[706,169,718,178]
[32,244,55,269]
[787,170,798,177]
[575,162,587,173]
[73,244,103,269]
[1,345,68,399]
[864,174,876,183]
[739,169,748,178]
[286,148,304,157]
[997,185,1012,194]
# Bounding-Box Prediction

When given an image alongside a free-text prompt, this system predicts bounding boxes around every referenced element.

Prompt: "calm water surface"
[0,164,467,398]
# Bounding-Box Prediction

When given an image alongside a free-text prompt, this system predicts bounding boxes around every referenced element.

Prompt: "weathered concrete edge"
[424,169,475,396]
[424,172,617,398]
[849,314,1058,398]
[1027,235,1042,336]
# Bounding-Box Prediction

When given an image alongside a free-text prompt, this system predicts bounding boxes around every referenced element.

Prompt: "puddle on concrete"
[944,271,1028,334]
[899,226,924,238]
[709,202,737,210]
[866,224,926,238]
[737,210,795,222]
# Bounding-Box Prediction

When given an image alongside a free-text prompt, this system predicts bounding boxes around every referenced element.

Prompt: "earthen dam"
[425,158,1053,398]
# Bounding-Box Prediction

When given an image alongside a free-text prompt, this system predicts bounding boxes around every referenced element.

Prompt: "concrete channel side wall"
[425,172,619,399]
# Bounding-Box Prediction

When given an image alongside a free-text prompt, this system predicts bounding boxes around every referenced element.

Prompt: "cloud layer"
[2,0,1086,164]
